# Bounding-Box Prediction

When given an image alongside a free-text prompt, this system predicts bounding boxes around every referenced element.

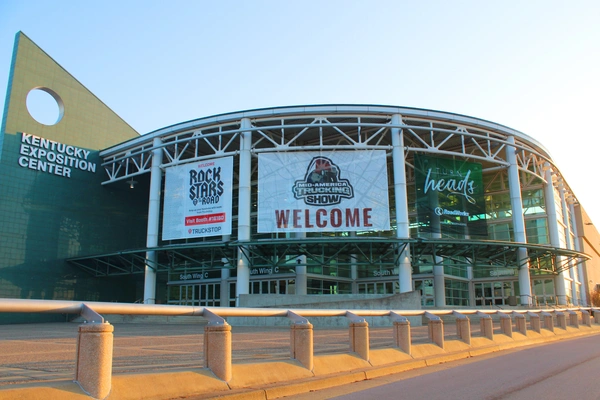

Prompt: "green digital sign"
[414,154,487,238]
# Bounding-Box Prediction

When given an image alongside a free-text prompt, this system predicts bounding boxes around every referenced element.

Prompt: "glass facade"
[306,279,352,295]
[0,132,149,321]
[532,279,556,306]
[149,125,584,308]
[474,281,520,306]
[445,279,469,307]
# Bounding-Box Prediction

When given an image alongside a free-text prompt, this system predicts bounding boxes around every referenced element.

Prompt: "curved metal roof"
[100,104,552,160]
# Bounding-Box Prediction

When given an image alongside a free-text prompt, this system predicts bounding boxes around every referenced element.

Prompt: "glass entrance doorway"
[168,283,221,306]
[532,278,556,306]
[250,279,293,294]
[357,281,398,295]
[474,281,518,306]
[413,279,434,307]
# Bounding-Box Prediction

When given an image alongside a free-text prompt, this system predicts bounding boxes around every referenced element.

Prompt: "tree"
[589,286,600,307]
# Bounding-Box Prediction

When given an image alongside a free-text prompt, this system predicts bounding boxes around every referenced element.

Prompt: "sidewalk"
[2,320,599,400]
[0,322,444,387]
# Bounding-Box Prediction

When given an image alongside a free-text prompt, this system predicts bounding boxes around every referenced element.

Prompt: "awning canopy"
[67,237,590,278]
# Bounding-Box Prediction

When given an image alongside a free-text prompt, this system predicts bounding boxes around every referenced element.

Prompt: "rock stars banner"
[414,154,487,238]
[162,156,233,240]
[258,151,390,233]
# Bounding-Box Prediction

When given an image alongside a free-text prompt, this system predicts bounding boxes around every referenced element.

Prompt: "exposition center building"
[1,33,599,318]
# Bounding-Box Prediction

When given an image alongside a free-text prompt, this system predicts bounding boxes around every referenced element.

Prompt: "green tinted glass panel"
[414,154,487,238]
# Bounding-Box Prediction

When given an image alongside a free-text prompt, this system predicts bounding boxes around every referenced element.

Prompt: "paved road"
[288,334,600,400]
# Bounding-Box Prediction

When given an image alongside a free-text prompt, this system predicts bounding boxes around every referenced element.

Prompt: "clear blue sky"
[1,1,599,224]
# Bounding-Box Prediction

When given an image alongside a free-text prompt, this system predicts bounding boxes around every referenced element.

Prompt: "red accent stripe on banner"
[185,213,226,226]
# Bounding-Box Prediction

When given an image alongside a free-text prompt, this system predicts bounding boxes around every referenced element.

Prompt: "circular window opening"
[26,87,64,125]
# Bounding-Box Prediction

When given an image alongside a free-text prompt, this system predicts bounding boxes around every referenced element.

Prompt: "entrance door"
[199,283,221,307]
[413,279,434,307]
[357,281,398,295]
[532,278,556,306]
[172,283,221,306]
[474,281,516,306]
[250,279,290,294]
[179,285,195,306]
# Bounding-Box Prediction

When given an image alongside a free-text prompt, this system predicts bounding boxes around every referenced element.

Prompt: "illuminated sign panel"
[162,157,233,240]
[414,154,487,238]
[258,151,390,233]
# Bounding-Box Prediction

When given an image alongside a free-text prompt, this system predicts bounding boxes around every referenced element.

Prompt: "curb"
[206,327,600,399]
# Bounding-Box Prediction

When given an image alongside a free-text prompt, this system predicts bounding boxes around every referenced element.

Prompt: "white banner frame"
[258,151,390,233]
[162,156,233,240]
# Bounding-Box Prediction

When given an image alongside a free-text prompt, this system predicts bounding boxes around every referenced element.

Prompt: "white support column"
[467,264,474,307]
[544,164,566,305]
[295,232,307,295]
[429,186,445,307]
[560,187,577,305]
[391,114,412,293]
[433,263,445,307]
[350,232,358,294]
[144,137,163,304]
[570,202,587,305]
[236,118,252,305]
[220,267,230,307]
[506,136,531,306]
[221,237,231,306]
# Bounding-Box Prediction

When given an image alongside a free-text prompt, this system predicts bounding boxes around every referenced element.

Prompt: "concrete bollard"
[479,316,494,340]
[530,314,541,333]
[515,314,527,335]
[393,320,411,356]
[557,312,567,329]
[543,313,554,332]
[204,324,232,382]
[75,322,114,399]
[500,315,513,338]
[569,311,579,328]
[456,317,471,345]
[290,323,314,371]
[349,321,370,361]
[582,311,591,327]
[595,311,600,324]
[428,319,444,349]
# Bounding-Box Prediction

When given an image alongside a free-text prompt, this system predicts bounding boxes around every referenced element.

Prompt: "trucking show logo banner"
[414,154,487,238]
[162,156,233,240]
[293,156,354,206]
[258,151,390,233]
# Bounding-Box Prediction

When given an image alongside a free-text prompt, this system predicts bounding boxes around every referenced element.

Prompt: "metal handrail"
[0,298,595,321]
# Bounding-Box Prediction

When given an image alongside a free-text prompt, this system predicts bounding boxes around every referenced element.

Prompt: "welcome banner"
[162,156,233,240]
[258,151,390,233]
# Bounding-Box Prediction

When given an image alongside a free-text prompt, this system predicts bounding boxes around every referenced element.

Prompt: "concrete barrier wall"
[232,292,422,327]
[2,307,599,400]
